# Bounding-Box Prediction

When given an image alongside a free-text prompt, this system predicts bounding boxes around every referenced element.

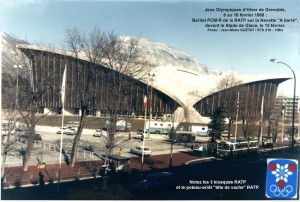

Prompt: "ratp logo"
[266,158,298,199]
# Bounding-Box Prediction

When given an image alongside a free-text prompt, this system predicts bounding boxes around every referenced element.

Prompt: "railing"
[15,138,101,163]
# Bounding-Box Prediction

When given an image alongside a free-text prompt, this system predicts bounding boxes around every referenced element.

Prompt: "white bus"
[145,120,178,134]
[191,125,209,136]
[105,119,132,132]
[216,138,259,158]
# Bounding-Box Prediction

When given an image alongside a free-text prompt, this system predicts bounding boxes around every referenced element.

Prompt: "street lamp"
[140,73,155,179]
[14,65,22,109]
[270,59,296,151]
[147,73,155,139]
[13,65,22,133]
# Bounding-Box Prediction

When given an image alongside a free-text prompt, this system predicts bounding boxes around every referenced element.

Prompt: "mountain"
[120,36,217,75]
[1,32,29,76]
[1,33,217,76]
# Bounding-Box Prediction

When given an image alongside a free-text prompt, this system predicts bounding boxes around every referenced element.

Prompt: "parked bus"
[105,119,132,132]
[216,138,259,158]
[146,120,178,134]
[116,120,132,132]
[191,138,212,157]
[176,122,209,136]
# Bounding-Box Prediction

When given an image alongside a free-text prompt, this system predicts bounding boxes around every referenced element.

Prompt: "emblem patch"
[266,158,298,199]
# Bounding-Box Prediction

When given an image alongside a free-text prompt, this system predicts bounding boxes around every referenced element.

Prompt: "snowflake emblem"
[270,163,293,188]
[266,159,298,199]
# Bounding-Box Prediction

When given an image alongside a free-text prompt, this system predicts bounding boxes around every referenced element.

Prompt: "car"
[57,127,69,134]
[16,124,30,132]
[19,133,42,143]
[136,130,146,138]
[130,172,175,192]
[136,130,144,134]
[66,127,78,135]
[93,130,102,137]
[34,134,42,141]
[19,135,27,143]
[147,128,162,134]
[67,121,80,128]
[130,146,151,156]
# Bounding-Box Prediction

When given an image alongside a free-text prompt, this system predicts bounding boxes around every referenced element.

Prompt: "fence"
[15,138,101,164]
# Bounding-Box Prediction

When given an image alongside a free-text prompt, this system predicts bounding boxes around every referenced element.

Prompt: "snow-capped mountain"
[120,36,217,75]
[1,33,217,77]
[1,32,29,76]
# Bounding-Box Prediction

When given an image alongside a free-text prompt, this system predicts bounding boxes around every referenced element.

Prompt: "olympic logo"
[269,184,293,197]
[265,159,298,199]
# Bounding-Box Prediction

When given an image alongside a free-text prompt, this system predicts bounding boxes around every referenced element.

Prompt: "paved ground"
[2,144,300,200]
[4,124,194,167]
[3,123,300,199]
[1,124,205,191]
[2,151,201,189]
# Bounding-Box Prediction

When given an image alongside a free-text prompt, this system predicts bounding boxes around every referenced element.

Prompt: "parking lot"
[3,125,192,167]
[39,125,189,152]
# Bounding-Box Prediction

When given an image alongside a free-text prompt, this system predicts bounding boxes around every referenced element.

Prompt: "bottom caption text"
[176,179,259,191]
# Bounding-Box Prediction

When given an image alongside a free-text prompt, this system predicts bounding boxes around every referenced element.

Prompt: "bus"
[216,138,259,158]
[176,122,209,136]
[191,138,212,157]
[146,120,178,134]
[105,119,132,132]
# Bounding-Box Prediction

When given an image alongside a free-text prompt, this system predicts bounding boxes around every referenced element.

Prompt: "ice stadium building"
[17,43,289,123]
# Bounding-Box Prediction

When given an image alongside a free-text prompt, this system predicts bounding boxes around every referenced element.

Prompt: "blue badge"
[265,158,298,199]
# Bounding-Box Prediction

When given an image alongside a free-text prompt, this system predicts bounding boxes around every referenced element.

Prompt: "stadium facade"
[17,44,290,123]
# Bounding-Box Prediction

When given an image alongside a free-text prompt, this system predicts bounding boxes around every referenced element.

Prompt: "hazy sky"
[1,0,299,96]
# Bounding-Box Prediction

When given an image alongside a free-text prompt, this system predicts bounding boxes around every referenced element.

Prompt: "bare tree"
[1,112,20,180]
[215,73,242,139]
[9,46,58,171]
[168,107,181,168]
[64,27,83,60]
[215,72,242,92]
[240,111,261,139]
[98,131,129,163]
[64,27,150,167]
[238,87,262,142]
[64,27,99,167]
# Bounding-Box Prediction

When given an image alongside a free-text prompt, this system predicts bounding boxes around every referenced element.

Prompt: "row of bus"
[192,138,259,158]
[144,120,261,158]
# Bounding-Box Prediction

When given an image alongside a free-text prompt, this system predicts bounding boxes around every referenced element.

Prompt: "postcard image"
[1,0,299,200]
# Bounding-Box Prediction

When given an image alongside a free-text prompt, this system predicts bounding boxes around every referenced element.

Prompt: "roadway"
[3,148,298,200]
[2,124,300,200]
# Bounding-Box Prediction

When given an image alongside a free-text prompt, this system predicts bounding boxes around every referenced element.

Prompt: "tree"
[215,71,242,91]
[64,27,150,167]
[215,72,242,139]
[168,110,181,168]
[239,87,264,143]
[1,113,20,181]
[3,45,58,171]
[97,130,128,165]
[208,106,226,142]
[17,68,57,171]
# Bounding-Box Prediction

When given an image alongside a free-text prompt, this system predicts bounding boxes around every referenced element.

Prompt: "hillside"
[35,115,145,131]
[120,36,217,75]
[1,33,29,76]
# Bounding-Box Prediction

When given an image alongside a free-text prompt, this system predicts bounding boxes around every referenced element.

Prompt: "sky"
[1,0,299,96]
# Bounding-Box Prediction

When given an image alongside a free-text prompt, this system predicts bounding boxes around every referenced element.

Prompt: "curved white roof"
[148,65,290,108]
[17,43,290,123]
